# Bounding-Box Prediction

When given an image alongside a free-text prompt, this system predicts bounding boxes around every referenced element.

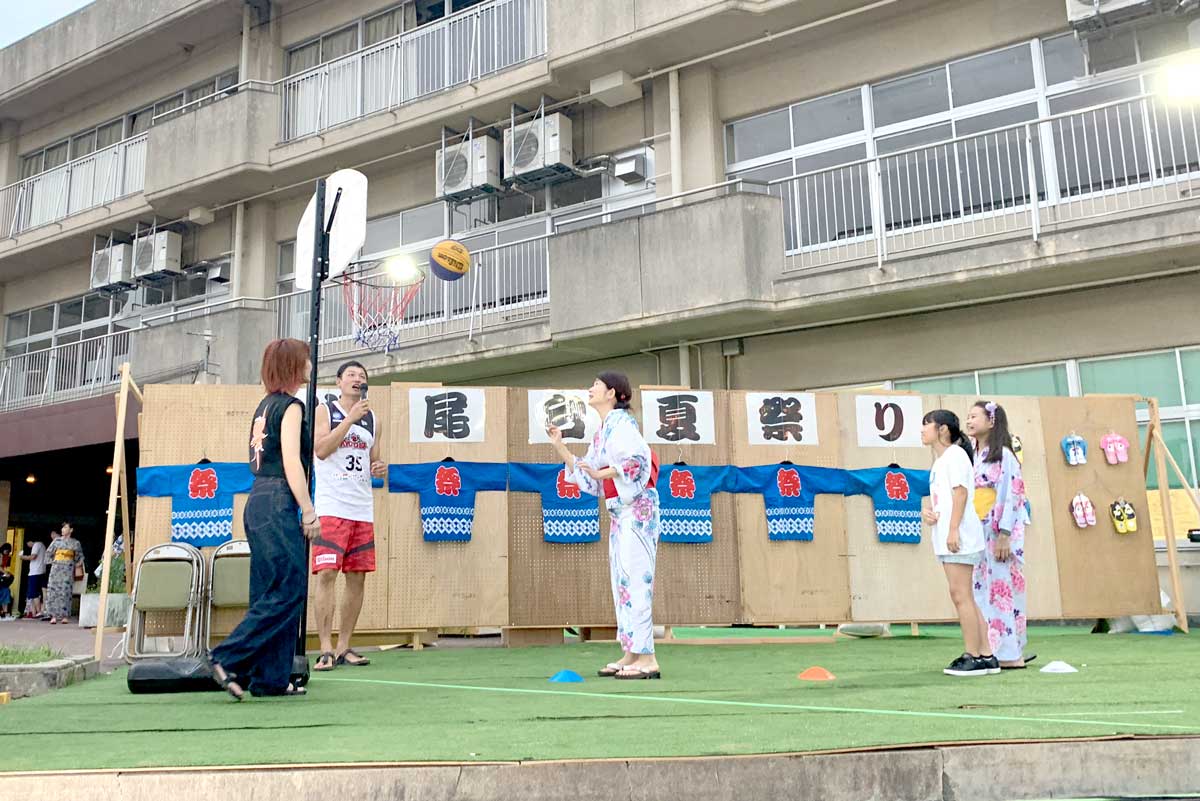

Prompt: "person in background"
[965,400,1035,670]
[0,543,13,620]
[44,523,84,625]
[210,338,319,701]
[921,410,998,678]
[20,533,48,619]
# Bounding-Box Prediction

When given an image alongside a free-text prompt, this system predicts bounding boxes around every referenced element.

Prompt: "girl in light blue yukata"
[965,400,1035,670]
[548,371,662,680]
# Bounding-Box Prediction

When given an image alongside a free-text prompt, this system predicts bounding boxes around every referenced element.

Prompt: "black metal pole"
[296,179,328,663]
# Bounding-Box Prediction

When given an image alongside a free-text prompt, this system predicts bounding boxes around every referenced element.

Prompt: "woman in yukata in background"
[965,400,1036,670]
[44,522,84,625]
[548,371,662,680]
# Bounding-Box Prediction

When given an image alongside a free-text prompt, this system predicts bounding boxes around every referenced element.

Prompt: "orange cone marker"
[797,666,836,681]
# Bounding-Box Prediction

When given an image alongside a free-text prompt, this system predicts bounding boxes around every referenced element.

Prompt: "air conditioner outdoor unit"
[504,113,574,184]
[132,231,183,279]
[90,243,134,290]
[436,136,502,200]
[1066,0,1181,31]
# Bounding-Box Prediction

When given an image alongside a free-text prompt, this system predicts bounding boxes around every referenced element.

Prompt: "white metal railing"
[272,234,550,356]
[0,134,149,238]
[769,93,1200,271]
[150,80,275,125]
[0,330,131,413]
[281,0,546,141]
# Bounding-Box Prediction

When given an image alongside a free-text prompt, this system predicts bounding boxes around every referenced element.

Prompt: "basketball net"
[338,263,425,353]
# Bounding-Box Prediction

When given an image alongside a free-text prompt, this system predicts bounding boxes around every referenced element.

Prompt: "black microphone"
[358,383,368,399]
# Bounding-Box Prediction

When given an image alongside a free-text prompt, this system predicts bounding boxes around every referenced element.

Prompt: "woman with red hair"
[211,338,320,700]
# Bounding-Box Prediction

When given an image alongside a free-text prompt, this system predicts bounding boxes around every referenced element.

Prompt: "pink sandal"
[1075,491,1094,527]
[1081,494,1097,526]
[1114,436,1129,464]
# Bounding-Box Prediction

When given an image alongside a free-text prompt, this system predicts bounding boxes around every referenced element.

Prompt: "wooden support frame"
[1142,397,1189,633]
[93,363,140,661]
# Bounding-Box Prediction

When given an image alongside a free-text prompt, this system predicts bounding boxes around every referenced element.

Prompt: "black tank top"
[249,392,312,479]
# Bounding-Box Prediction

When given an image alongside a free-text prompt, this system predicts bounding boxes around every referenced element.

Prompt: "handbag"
[73,563,84,581]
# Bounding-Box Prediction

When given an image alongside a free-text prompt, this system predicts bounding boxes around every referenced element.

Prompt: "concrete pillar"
[0,119,21,188]
[650,65,724,198]
[240,1,285,83]
[678,65,724,190]
[669,70,682,198]
[234,199,276,298]
[677,343,691,387]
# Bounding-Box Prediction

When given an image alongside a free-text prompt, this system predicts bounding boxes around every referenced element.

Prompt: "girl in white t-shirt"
[921,409,998,677]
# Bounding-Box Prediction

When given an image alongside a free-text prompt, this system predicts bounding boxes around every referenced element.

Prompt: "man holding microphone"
[311,361,386,671]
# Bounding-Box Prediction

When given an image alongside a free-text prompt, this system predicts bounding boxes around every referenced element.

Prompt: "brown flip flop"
[336,648,371,667]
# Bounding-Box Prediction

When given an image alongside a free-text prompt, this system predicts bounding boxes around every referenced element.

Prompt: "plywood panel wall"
[1039,396,1161,618]
[386,384,509,628]
[732,391,850,623]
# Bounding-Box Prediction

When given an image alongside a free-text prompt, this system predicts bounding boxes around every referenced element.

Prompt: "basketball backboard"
[293,169,368,291]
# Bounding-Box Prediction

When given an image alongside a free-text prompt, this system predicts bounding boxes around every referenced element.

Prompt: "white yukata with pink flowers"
[972,446,1030,662]
[566,408,661,654]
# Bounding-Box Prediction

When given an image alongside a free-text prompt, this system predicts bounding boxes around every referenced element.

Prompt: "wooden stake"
[94,364,132,662]
[119,447,133,595]
[1148,399,1188,633]
[1154,427,1200,519]
[1142,420,1155,479]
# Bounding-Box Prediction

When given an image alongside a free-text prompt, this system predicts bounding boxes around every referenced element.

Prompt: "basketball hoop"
[336,257,426,353]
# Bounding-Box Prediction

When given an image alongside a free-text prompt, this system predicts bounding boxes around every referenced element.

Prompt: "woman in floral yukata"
[965,400,1036,670]
[548,371,662,680]
[44,522,84,625]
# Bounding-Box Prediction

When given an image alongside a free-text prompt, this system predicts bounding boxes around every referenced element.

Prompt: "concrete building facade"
[1,0,1199,548]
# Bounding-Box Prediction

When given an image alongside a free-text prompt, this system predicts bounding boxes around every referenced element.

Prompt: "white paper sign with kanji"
[855,394,924,448]
[409,388,486,443]
[642,390,716,445]
[528,389,601,445]
[744,392,819,446]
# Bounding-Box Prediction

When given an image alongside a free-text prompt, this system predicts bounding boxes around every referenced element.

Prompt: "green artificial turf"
[2,628,1198,772]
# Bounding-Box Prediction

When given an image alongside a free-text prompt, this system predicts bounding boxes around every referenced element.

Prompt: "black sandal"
[336,648,370,667]
[615,666,661,680]
[210,661,244,701]
[314,651,337,671]
[1000,653,1038,671]
[283,683,307,696]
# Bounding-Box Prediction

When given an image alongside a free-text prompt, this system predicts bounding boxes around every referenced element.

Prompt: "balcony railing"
[767,93,1200,272]
[0,330,131,413]
[0,134,149,238]
[273,234,550,356]
[281,0,546,141]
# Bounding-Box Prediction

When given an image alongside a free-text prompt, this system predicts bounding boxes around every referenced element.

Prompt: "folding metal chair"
[124,543,206,663]
[206,539,251,651]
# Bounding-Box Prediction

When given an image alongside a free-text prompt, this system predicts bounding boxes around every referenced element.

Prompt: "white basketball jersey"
[314,401,376,522]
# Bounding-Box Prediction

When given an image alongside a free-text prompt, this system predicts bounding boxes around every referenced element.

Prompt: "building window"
[978,364,1070,396]
[16,72,238,174]
[872,67,950,128]
[285,4,407,76]
[1078,350,1182,407]
[893,372,976,395]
